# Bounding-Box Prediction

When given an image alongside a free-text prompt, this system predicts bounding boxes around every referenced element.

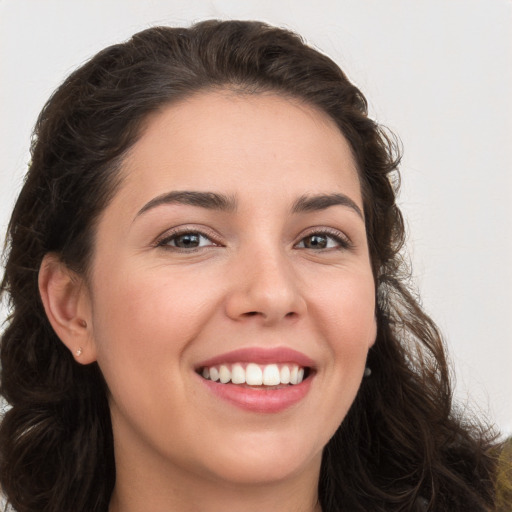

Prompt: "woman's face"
[85,91,376,487]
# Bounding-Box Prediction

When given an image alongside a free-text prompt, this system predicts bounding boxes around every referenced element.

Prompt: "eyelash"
[295,228,352,251]
[155,227,352,252]
[156,227,220,251]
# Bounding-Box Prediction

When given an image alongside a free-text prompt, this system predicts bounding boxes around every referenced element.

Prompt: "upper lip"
[195,347,315,369]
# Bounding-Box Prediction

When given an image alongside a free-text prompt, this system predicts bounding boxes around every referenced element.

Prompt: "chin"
[197,431,324,486]
[212,457,319,487]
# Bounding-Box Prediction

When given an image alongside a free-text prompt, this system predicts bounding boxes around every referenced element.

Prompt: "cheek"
[87,267,215,422]
[316,270,376,350]
[313,269,376,419]
[89,263,222,366]
[302,272,376,448]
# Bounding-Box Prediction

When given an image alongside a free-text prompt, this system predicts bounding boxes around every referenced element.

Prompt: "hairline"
[78,85,370,281]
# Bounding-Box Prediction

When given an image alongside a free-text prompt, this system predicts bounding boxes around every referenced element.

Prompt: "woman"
[0,20,503,512]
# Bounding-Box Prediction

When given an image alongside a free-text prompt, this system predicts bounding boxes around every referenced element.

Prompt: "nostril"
[241,310,298,320]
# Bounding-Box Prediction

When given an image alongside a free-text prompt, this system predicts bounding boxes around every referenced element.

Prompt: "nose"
[224,246,307,325]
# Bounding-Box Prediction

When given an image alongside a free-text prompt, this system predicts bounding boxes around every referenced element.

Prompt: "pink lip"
[196,346,315,369]
[199,375,313,413]
[195,347,315,413]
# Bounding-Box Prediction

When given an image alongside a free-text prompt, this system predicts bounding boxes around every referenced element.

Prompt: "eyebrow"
[292,193,364,219]
[135,191,237,218]
[135,190,363,220]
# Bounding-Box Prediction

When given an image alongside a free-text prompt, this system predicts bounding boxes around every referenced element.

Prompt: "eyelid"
[154,225,222,249]
[294,227,353,249]
[152,224,352,251]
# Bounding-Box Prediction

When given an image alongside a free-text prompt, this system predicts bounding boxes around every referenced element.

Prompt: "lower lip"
[198,374,313,413]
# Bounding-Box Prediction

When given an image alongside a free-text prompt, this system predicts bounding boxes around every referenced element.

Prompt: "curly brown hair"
[0,19,502,512]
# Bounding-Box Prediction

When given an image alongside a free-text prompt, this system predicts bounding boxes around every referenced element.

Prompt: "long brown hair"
[0,20,501,512]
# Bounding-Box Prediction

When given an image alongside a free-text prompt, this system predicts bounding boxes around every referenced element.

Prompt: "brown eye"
[296,232,350,250]
[159,232,214,249]
[173,233,201,248]
[302,234,328,249]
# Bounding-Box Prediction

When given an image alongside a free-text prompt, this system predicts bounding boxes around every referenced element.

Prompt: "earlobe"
[38,253,97,364]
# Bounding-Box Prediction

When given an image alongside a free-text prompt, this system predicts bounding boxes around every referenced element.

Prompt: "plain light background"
[0,0,511,435]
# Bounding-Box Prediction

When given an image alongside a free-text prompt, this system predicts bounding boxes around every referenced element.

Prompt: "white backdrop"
[1,0,511,435]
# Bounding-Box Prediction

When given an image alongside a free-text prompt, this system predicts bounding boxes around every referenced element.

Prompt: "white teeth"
[219,364,230,384]
[209,367,220,382]
[289,365,299,385]
[246,363,263,385]
[280,365,290,384]
[262,364,280,385]
[201,362,308,386]
[231,363,246,384]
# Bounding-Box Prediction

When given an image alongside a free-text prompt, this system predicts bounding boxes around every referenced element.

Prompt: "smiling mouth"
[198,362,312,387]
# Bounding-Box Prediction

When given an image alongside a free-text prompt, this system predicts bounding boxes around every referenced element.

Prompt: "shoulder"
[496,437,512,511]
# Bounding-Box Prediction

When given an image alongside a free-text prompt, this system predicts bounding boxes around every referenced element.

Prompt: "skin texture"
[40,92,377,512]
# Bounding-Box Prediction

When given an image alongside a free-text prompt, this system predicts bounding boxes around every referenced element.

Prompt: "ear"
[38,253,97,364]
[368,314,379,350]
[368,314,378,349]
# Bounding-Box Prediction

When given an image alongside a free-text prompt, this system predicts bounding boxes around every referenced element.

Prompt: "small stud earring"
[364,367,372,377]
[75,347,83,357]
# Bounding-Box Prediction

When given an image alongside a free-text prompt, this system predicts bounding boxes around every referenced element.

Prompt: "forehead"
[116,91,362,211]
